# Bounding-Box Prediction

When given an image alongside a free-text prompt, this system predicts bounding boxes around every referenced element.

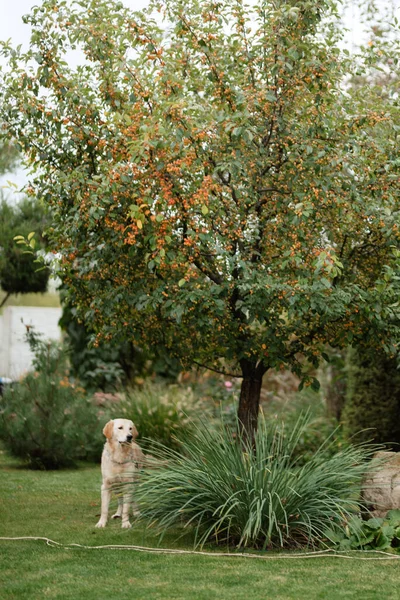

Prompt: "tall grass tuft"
[136,414,378,549]
[119,383,196,452]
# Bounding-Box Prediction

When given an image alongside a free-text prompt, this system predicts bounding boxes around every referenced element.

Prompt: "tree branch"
[193,360,242,378]
[0,292,11,310]
[193,258,223,286]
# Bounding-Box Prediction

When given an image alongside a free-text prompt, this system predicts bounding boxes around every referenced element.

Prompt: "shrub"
[342,348,400,446]
[119,383,196,452]
[0,332,103,469]
[136,414,377,549]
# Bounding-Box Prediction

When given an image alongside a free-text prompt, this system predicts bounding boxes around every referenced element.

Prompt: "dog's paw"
[95,520,107,528]
[121,521,132,529]
[132,509,141,518]
[111,513,122,519]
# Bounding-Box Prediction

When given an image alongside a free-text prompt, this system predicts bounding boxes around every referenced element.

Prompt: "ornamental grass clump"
[136,415,377,549]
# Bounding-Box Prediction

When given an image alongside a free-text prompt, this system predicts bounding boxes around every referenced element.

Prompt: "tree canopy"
[0,0,399,437]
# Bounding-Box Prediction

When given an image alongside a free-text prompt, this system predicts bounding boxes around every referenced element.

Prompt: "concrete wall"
[0,306,62,379]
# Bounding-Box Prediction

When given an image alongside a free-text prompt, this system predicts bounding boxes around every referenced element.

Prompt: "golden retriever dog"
[95,418,144,529]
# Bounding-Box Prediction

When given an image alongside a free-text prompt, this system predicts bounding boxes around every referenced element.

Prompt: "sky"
[1,0,148,53]
[1,0,372,53]
[0,0,396,197]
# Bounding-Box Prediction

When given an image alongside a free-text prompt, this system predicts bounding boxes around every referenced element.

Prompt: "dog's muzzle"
[124,435,133,443]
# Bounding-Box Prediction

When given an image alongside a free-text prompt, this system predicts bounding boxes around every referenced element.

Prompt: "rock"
[362,451,400,518]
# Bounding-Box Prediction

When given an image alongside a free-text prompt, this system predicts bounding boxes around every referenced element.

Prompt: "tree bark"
[325,362,346,421]
[237,359,267,446]
[0,292,10,310]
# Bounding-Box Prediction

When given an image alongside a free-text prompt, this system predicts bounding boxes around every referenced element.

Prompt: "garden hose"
[1,537,400,561]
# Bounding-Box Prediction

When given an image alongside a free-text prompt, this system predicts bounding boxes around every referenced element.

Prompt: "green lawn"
[0,448,399,600]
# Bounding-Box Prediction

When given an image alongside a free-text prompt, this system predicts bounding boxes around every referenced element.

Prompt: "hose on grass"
[1,537,400,560]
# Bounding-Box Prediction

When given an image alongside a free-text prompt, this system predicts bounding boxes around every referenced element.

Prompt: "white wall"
[0,306,62,379]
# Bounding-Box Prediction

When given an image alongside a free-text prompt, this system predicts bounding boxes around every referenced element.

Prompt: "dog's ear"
[132,423,138,439]
[103,420,114,440]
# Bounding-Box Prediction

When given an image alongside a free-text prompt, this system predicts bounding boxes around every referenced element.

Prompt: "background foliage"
[0,197,49,305]
[342,348,400,446]
[119,382,197,451]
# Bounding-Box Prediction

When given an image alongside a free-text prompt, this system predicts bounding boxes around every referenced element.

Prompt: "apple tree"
[1,0,399,440]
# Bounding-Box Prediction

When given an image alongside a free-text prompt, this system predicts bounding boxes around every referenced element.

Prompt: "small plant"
[325,510,400,552]
[136,414,377,549]
[0,330,103,469]
[119,383,196,452]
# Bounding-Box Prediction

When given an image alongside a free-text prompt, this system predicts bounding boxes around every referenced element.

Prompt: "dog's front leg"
[121,492,132,529]
[96,483,111,528]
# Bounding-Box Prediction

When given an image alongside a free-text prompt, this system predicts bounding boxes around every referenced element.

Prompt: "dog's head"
[103,418,138,445]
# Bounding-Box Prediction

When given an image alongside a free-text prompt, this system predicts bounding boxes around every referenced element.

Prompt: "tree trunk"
[237,359,267,446]
[325,362,346,421]
[0,292,10,309]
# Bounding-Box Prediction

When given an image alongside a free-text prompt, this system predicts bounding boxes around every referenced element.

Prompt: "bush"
[119,383,196,452]
[136,414,377,549]
[0,333,103,469]
[342,348,400,446]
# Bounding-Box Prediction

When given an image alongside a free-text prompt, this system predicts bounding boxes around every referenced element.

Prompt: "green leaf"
[324,527,345,544]
[232,127,242,137]
[364,518,384,530]
[373,532,391,550]
[310,378,320,392]
[201,205,209,215]
[386,510,400,525]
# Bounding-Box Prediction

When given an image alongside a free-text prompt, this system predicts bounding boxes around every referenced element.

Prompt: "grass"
[1,448,400,600]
